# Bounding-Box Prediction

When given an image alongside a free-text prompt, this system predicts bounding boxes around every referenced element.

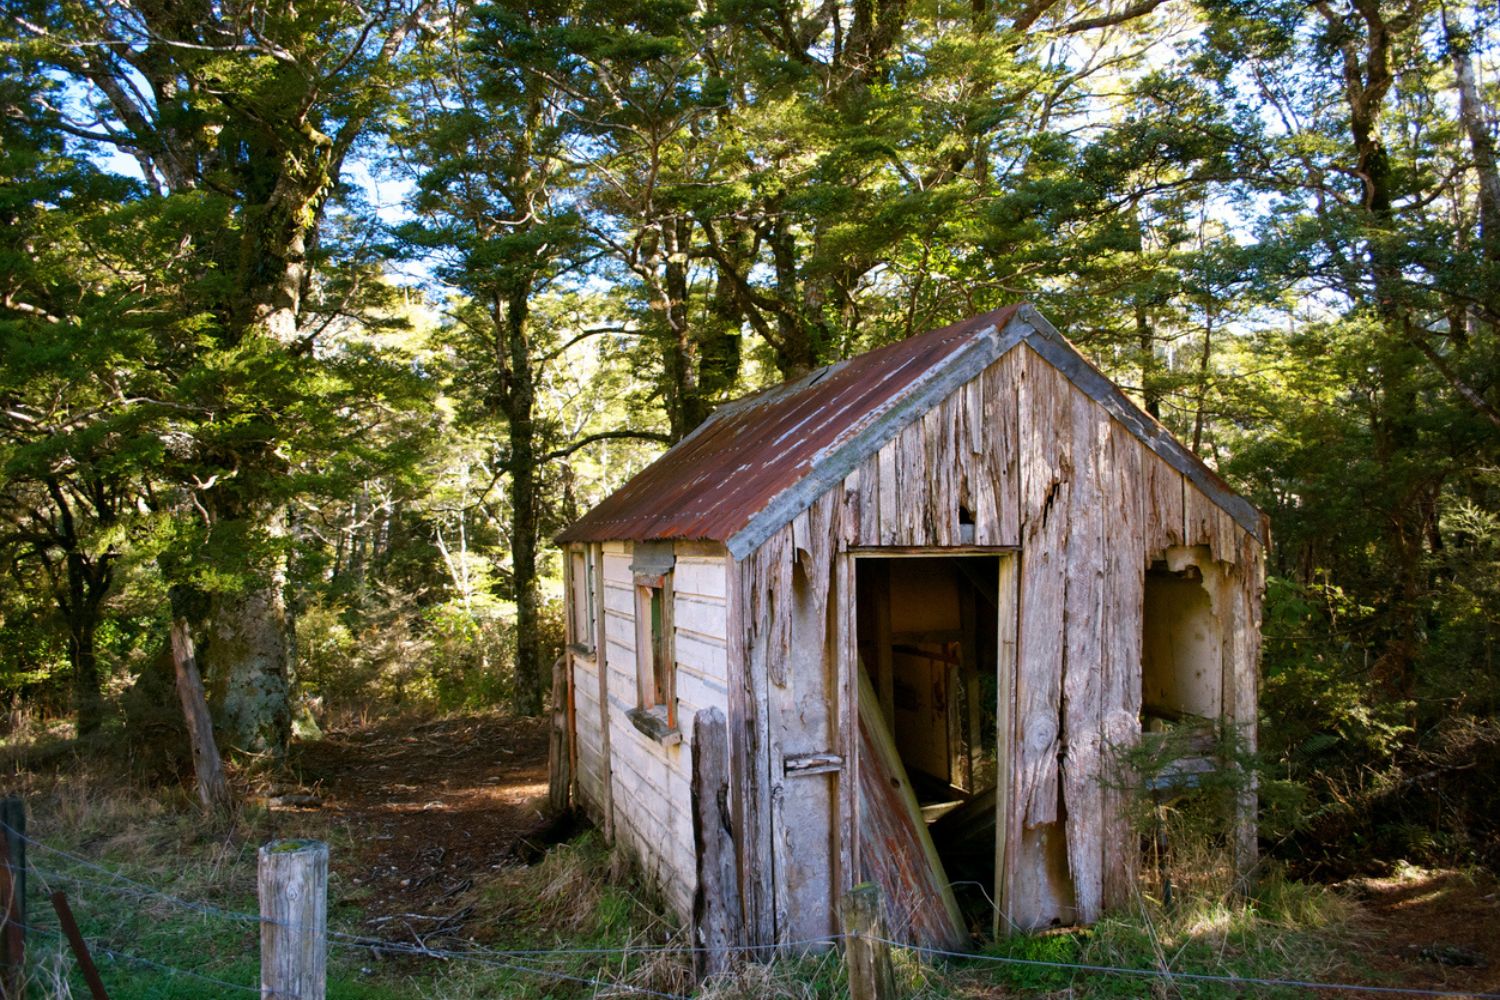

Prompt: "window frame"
[632,570,676,727]
[626,541,679,744]
[567,545,598,655]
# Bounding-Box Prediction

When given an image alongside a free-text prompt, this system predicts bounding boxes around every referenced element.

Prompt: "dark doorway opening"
[856,555,1001,934]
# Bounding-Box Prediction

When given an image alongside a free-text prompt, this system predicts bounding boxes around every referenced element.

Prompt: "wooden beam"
[591,543,614,840]
[994,553,1019,936]
[873,561,895,733]
[259,840,327,1000]
[692,708,743,981]
[840,883,896,1000]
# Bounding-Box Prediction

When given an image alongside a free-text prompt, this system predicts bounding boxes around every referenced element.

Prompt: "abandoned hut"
[554,303,1266,952]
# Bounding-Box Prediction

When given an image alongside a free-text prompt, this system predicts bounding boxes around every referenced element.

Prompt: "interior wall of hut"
[855,554,1002,933]
[1142,546,1225,727]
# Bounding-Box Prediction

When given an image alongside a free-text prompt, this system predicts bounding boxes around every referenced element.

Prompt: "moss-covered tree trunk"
[208,570,293,754]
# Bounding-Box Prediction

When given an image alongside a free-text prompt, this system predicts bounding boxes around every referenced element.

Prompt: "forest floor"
[284,713,554,938]
[1337,866,1500,998]
[280,712,1500,998]
[4,709,1498,998]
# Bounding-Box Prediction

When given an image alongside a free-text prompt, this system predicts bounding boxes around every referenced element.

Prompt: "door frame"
[839,547,1020,936]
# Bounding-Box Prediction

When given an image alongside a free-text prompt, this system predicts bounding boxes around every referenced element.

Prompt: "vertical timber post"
[548,655,571,815]
[259,839,327,1000]
[839,883,894,1000]
[0,796,24,998]
[691,707,742,981]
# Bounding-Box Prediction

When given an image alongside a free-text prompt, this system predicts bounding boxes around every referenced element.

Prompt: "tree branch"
[543,430,672,461]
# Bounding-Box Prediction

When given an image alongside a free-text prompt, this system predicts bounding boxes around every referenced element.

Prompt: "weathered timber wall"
[570,539,731,922]
[734,340,1262,939]
[741,491,847,946]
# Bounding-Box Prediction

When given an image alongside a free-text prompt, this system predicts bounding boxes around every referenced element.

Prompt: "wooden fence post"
[259,839,327,1000]
[49,891,109,1000]
[0,796,25,999]
[840,882,895,1000]
[691,707,742,981]
[547,655,571,815]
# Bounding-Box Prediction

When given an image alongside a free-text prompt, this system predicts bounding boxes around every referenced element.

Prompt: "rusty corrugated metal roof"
[555,306,1024,552]
[556,303,1265,557]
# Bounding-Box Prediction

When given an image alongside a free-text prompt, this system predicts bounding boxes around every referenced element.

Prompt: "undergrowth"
[0,726,1388,1000]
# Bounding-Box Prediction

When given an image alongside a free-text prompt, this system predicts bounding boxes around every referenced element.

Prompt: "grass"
[1,746,705,999]
[0,727,1388,1000]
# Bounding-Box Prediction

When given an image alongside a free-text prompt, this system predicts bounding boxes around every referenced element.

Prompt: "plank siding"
[1101,423,1144,907]
[1141,446,1187,555]
[585,541,732,924]
[761,492,844,944]
[1062,382,1108,923]
[1011,348,1077,928]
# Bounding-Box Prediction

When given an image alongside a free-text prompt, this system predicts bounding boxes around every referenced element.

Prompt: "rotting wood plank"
[994,553,1019,935]
[1061,384,1107,923]
[1101,423,1144,908]
[836,551,858,902]
[1185,479,1240,566]
[856,664,966,951]
[858,454,880,546]
[1141,445,1186,554]
[983,351,1022,547]
[842,468,862,549]
[1225,548,1263,888]
[877,441,899,546]
[725,553,774,949]
[1015,347,1069,830]
[768,494,841,944]
[592,543,615,840]
[921,405,944,546]
[692,707,743,981]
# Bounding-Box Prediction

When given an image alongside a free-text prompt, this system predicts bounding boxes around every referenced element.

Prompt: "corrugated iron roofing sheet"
[555,306,1023,549]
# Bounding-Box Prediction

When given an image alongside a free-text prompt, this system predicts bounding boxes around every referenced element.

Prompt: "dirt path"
[285,713,551,943]
[1339,868,1500,997]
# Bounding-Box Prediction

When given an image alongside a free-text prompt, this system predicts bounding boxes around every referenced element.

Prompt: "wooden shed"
[555,303,1265,951]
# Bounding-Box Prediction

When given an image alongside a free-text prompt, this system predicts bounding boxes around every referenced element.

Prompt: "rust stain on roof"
[555,306,1023,547]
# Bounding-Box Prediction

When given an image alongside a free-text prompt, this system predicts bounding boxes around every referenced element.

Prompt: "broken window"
[1141,548,1223,729]
[628,542,677,742]
[569,545,597,653]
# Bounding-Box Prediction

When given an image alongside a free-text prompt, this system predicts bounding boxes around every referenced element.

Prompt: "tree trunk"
[62,548,109,738]
[502,288,544,716]
[1135,299,1161,419]
[1334,0,1425,701]
[170,616,231,812]
[661,219,708,440]
[68,617,102,738]
[1444,8,1500,263]
[208,555,293,756]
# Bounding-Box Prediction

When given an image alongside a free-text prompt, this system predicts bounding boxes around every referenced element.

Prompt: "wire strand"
[870,935,1500,1000]
[14,920,262,995]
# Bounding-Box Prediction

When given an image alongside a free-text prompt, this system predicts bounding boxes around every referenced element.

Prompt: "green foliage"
[0,0,1497,887]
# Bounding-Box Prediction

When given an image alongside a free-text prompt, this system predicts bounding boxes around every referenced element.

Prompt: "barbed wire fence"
[1,810,1498,1000]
